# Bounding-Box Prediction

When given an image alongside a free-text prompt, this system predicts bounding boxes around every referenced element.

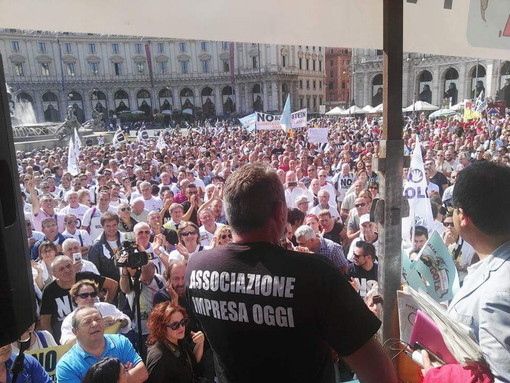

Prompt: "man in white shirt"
[62,214,93,256]
[136,181,163,212]
[284,171,313,209]
[62,238,99,274]
[198,208,224,247]
[59,191,89,229]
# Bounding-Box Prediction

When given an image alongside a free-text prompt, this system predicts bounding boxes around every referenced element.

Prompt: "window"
[90,62,99,75]
[313,97,316,108]
[328,82,334,90]
[157,43,164,54]
[135,43,142,55]
[41,63,50,76]
[319,47,321,52]
[330,70,334,77]
[88,43,96,54]
[201,41,207,51]
[319,97,323,105]
[376,49,383,56]
[330,48,334,54]
[252,56,258,69]
[342,81,346,89]
[223,60,230,72]
[299,58,302,70]
[136,62,144,74]
[313,60,316,71]
[38,42,46,53]
[180,61,188,74]
[159,61,167,74]
[306,59,309,70]
[112,43,120,54]
[114,62,122,76]
[282,56,286,68]
[299,80,303,89]
[306,80,310,89]
[330,60,333,66]
[313,80,316,89]
[11,41,19,52]
[222,41,229,50]
[319,61,322,71]
[307,98,310,108]
[66,63,75,76]
[300,98,304,108]
[179,42,186,52]
[319,81,322,89]
[202,59,210,73]
[64,42,72,54]
[14,62,24,76]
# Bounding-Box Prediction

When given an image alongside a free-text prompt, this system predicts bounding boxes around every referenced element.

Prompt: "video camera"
[115,241,149,269]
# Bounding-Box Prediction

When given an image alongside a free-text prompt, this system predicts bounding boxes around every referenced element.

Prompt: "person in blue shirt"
[56,306,148,383]
[0,344,52,383]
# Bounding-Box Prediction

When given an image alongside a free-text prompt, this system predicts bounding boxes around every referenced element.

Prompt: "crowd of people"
[2,112,510,382]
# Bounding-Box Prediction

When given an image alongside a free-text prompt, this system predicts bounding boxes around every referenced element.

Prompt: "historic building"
[0,29,326,123]
[325,48,351,108]
[351,49,510,109]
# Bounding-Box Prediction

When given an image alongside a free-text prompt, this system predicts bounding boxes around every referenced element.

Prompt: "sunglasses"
[354,203,366,208]
[76,292,98,299]
[165,317,189,330]
[181,231,198,237]
[119,207,131,212]
[443,222,454,227]
[221,233,232,240]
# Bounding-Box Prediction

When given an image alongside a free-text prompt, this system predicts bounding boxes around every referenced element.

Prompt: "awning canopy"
[1,0,509,60]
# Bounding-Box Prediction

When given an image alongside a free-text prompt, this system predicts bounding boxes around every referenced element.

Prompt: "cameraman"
[120,261,165,355]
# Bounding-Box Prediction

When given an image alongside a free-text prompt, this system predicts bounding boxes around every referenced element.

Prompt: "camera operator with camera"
[118,227,165,359]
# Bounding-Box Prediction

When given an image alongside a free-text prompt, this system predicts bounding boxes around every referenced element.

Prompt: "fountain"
[7,85,101,150]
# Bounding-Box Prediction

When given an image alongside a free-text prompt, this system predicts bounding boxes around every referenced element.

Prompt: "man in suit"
[424,162,510,382]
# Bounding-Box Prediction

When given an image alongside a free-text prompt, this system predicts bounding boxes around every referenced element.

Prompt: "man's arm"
[102,277,118,303]
[38,314,52,334]
[127,361,149,383]
[342,337,398,383]
[120,268,132,294]
[28,180,41,216]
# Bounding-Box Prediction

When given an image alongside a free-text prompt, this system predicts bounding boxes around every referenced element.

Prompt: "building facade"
[1,29,326,124]
[352,49,510,109]
[325,48,351,108]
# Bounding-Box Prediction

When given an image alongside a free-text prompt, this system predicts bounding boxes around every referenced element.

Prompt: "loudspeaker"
[0,54,37,346]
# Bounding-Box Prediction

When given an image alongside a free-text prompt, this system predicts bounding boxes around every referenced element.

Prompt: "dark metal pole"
[378,0,404,345]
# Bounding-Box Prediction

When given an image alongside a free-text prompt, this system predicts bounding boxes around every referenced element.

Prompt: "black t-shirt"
[150,228,178,246]
[185,242,380,383]
[146,340,197,383]
[430,171,449,195]
[181,201,199,226]
[347,263,378,298]
[323,221,344,245]
[40,272,105,343]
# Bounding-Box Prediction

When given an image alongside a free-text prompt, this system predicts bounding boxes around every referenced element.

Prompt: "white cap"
[360,214,371,226]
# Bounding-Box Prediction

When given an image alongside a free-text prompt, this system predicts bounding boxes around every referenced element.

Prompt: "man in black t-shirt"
[185,163,397,383]
[348,240,378,298]
[39,255,117,343]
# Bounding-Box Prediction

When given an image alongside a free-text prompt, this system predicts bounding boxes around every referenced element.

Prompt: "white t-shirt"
[136,196,163,212]
[82,206,114,241]
[59,204,89,228]
[62,229,93,248]
[199,223,225,247]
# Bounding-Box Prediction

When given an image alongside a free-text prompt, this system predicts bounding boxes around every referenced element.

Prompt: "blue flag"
[280,94,291,132]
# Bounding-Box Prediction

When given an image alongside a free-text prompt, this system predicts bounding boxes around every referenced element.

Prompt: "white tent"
[340,105,365,115]
[370,103,384,114]
[403,101,439,112]
[362,105,375,113]
[325,107,344,116]
[451,102,465,111]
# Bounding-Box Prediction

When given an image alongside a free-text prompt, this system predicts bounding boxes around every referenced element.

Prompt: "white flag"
[402,136,434,237]
[73,128,82,149]
[67,137,80,175]
[137,128,149,143]
[112,127,125,148]
[280,94,291,132]
[156,132,167,150]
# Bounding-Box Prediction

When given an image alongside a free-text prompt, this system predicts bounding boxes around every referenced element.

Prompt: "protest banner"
[403,231,460,303]
[27,343,72,381]
[307,127,328,143]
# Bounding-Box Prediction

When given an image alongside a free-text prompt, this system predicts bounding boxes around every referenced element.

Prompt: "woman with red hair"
[146,302,205,383]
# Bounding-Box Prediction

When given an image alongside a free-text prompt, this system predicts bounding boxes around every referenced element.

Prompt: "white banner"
[402,137,434,238]
[256,110,308,131]
[307,127,329,143]
[291,108,308,129]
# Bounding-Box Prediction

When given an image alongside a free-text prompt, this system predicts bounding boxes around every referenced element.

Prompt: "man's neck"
[361,261,374,271]
[57,277,75,289]
[79,337,106,358]
[205,223,216,233]
[105,232,119,242]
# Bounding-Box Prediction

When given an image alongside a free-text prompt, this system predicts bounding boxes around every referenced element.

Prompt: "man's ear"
[457,208,470,228]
